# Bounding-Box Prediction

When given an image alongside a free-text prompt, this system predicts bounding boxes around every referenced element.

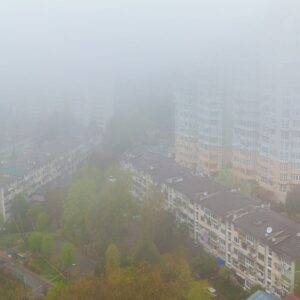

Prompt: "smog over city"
[0,1,299,300]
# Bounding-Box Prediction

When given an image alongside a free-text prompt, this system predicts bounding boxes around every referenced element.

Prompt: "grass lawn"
[0,233,22,249]
[294,261,300,296]
[187,280,214,300]
[29,256,66,284]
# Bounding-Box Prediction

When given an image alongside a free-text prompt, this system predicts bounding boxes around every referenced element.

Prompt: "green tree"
[41,233,54,258]
[36,212,49,231]
[63,176,98,243]
[162,253,192,293]
[46,261,192,300]
[191,255,217,279]
[251,182,275,203]
[286,186,300,215]
[216,168,251,195]
[27,232,53,257]
[10,194,29,235]
[133,238,160,264]
[139,188,187,254]
[218,267,230,282]
[26,202,44,229]
[45,282,67,300]
[61,242,76,270]
[105,244,121,272]
[45,187,67,228]
[91,181,135,253]
[28,231,43,253]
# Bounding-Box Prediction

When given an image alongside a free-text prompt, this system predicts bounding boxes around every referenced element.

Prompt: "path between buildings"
[0,252,53,295]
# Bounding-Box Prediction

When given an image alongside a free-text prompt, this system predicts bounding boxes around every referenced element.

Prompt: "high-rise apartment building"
[175,6,300,203]
[256,4,300,202]
[175,76,300,202]
[175,73,231,175]
[256,67,300,201]
[231,69,260,182]
[175,74,300,202]
[174,87,199,170]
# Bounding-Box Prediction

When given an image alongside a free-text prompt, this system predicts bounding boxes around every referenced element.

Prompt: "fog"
[0,0,299,141]
[1,2,300,298]
[1,0,298,111]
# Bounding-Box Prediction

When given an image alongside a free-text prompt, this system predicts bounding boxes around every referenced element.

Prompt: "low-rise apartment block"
[0,133,100,221]
[121,148,300,298]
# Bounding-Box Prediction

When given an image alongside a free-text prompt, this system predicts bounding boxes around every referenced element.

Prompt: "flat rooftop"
[123,147,300,261]
[122,147,227,201]
[0,130,96,188]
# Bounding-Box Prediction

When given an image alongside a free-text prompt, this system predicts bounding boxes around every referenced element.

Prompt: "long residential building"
[121,147,300,298]
[0,133,100,221]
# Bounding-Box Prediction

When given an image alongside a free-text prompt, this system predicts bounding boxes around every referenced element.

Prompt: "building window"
[267,270,272,280]
[280,163,289,172]
[227,254,232,264]
[279,184,288,192]
[234,236,239,245]
[246,234,255,243]
[258,253,265,261]
[228,232,232,242]
[268,258,272,268]
[228,243,232,252]
[245,279,252,289]
[280,173,288,181]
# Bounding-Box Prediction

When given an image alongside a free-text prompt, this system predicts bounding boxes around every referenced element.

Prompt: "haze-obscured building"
[122,147,300,298]
[0,130,100,221]
[175,71,232,175]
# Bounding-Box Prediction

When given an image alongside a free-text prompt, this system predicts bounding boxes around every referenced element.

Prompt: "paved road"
[0,254,53,295]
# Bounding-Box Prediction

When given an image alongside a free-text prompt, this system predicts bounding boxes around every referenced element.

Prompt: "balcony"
[281,275,291,285]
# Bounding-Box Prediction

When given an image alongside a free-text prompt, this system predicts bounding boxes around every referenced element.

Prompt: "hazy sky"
[0,0,298,104]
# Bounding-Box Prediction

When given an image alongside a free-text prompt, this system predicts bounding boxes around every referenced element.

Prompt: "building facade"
[174,88,199,170]
[0,135,100,221]
[122,148,300,298]
[231,69,260,182]
[175,68,300,203]
[175,74,230,175]
[174,6,300,203]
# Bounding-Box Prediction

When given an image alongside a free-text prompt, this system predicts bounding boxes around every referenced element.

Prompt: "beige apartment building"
[174,6,300,203]
[122,148,300,298]
[174,89,199,170]
[231,91,260,182]
[174,75,231,175]
[175,73,300,203]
